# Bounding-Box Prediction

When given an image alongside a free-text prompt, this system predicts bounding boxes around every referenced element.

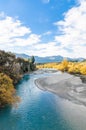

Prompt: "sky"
[0,0,86,58]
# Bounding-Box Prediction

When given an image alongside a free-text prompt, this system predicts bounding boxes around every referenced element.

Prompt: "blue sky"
[0,0,86,58]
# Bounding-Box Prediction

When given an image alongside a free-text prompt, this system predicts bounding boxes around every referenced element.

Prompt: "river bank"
[35,72,86,106]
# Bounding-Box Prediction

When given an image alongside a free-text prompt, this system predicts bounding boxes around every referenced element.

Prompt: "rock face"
[35,72,86,106]
[0,50,35,84]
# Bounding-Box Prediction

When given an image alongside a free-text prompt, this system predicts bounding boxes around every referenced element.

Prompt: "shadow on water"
[16,74,30,86]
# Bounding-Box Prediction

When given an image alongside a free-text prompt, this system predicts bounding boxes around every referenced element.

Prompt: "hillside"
[0,50,36,107]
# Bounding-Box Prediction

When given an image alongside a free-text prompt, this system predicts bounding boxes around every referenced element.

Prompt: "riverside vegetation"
[37,59,86,75]
[0,50,36,107]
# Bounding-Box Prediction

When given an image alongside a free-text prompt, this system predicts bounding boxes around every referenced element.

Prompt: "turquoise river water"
[0,70,86,130]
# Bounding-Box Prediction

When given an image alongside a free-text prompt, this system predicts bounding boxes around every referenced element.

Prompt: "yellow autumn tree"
[56,59,69,72]
[37,60,86,76]
[0,73,20,107]
[80,65,86,75]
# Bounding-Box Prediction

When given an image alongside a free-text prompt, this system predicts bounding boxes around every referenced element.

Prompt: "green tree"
[30,56,36,71]
[30,56,35,64]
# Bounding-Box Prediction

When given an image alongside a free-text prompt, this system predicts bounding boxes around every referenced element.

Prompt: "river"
[0,69,86,130]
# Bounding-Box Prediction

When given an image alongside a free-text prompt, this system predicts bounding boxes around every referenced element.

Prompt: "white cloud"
[13,34,41,47]
[0,16,31,36]
[26,42,60,57]
[0,0,86,58]
[54,0,86,58]
[0,13,41,52]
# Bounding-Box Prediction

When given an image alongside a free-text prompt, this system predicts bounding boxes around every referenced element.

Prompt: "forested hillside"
[0,50,36,107]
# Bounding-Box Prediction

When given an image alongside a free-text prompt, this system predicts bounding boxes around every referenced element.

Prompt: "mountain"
[15,53,64,63]
[15,53,30,59]
[67,57,85,62]
[35,55,63,63]
[15,53,85,63]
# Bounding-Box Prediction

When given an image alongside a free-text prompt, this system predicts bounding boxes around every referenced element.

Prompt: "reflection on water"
[0,70,86,130]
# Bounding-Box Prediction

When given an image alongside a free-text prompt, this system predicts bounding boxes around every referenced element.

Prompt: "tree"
[30,56,35,64]
[30,56,36,71]
[0,73,19,107]
[61,59,69,71]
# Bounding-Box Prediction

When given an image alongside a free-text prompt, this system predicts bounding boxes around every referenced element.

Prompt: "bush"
[0,73,20,107]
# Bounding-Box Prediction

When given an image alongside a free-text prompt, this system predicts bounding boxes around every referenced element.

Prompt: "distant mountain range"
[15,53,85,63]
[15,53,31,59]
